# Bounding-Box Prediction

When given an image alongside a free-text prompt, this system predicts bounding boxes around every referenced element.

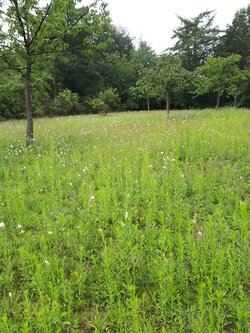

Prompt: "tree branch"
[29,2,52,47]
[10,0,28,49]
[0,54,25,73]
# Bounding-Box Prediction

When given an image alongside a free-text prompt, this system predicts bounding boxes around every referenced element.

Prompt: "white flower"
[195,229,203,238]
[0,222,5,228]
[90,195,95,200]
[17,224,22,229]
[125,212,128,218]
[44,260,50,266]
[48,231,53,235]
[20,229,25,234]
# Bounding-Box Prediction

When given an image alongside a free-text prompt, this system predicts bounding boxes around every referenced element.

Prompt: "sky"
[104,0,250,54]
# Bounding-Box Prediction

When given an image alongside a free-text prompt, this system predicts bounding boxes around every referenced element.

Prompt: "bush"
[85,97,107,114]
[53,89,80,115]
[86,87,120,114]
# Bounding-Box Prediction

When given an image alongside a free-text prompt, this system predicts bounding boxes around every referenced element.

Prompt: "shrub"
[53,89,80,115]
[86,87,120,114]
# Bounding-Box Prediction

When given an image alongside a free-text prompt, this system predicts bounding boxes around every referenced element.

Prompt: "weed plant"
[0,109,249,332]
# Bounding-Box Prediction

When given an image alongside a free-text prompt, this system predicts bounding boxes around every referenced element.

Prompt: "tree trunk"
[25,63,33,145]
[216,93,221,109]
[166,92,170,115]
[234,95,237,108]
[147,97,150,111]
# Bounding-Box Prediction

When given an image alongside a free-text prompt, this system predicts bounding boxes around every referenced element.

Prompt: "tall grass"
[0,109,249,332]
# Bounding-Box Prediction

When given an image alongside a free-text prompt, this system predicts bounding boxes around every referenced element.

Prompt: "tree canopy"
[1,3,250,131]
[170,11,220,71]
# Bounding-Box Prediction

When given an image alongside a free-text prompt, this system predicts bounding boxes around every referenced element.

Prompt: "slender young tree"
[130,68,157,111]
[0,0,110,144]
[155,55,188,114]
[194,55,248,108]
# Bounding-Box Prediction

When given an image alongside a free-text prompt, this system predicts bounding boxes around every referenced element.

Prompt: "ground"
[0,109,249,332]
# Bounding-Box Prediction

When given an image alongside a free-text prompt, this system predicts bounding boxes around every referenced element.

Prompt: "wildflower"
[48,231,53,235]
[0,222,5,228]
[20,229,25,234]
[90,195,95,200]
[17,224,22,229]
[197,230,203,237]
[195,228,203,238]
[125,212,128,218]
[44,260,50,266]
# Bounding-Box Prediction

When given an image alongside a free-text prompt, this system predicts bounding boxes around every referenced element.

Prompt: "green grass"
[0,109,250,332]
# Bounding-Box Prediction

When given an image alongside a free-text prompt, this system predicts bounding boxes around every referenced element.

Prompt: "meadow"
[0,109,249,332]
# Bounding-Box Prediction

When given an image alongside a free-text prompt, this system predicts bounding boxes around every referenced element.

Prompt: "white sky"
[104,0,250,54]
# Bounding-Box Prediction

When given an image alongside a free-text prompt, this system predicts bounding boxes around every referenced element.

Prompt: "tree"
[132,40,157,71]
[216,5,250,67]
[105,26,135,60]
[194,55,248,108]
[0,0,110,144]
[155,55,189,114]
[170,11,220,71]
[130,68,157,111]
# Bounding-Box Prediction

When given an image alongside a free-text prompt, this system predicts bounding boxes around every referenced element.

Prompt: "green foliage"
[154,55,190,110]
[1,3,250,119]
[0,110,249,331]
[132,41,157,70]
[194,55,248,106]
[86,87,120,114]
[86,96,107,114]
[0,72,24,119]
[130,68,158,110]
[216,5,250,66]
[98,87,120,109]
[171,11,220,70]
[53,89,80,115]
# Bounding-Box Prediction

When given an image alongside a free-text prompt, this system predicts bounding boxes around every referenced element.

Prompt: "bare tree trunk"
[234,95,237,107]
[147,97,150,111]
[166,91,170,115]
[53,62,57,100]
[216,93,221,109]
[25,63,33,145]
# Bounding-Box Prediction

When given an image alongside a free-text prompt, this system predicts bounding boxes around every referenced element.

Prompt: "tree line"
[0,1,250,142]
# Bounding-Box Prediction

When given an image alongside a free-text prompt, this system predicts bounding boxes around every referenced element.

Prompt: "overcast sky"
[104,0,250,54]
